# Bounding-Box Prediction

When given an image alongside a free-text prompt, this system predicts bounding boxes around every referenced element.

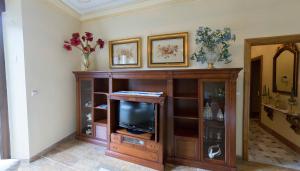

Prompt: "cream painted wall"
[3,0,30,159]
[80,0,300,156]
[251,44,300,147]
[4,0,300,159]
[21,0,81,157]
[4,0,81,158]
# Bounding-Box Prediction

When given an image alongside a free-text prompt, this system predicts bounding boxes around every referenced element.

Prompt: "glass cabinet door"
[80,79,93,136]
[202,82,226,161]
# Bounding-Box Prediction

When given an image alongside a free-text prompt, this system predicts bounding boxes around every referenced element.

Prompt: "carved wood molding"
[272,43,299,96]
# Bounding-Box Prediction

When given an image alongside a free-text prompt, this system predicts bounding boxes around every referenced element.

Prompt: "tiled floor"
[249,120,300,170]
[17,139,205,171]
[16,138,298,171]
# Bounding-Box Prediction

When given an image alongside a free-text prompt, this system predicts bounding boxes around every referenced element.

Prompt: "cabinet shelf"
[94,78,109,93]
[174,128,198,138]
[174,116,199,120]
[205,120,225,128]
[204,139,224,143]
[94,93,108,109]
[94,92,109,95]
[94,107,107,111]
[94,104,108,110]
[173,96,199,100]
[174,118,199,138]
[173,94,198,99]
[174,99,198,118]
[94,119,107,126]
[173,79,198,98]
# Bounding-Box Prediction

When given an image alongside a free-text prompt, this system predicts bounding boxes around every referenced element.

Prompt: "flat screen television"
[118,100,155,134]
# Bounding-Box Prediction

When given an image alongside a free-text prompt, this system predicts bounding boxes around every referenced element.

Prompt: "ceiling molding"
[46,0,81,19]
[80,0,174,21]
[47,0,174,21]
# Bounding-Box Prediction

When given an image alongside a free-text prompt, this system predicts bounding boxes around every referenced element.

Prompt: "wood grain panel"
[110,143,159,162]
[174,136,198,160]
[95,124,107,141]
[73,68,242,171]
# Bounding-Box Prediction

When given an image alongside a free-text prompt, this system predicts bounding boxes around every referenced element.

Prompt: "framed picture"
[109,37,142,68]
[148,32,188,67]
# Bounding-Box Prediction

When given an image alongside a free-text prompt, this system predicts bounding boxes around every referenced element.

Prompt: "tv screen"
[118,100,155,133]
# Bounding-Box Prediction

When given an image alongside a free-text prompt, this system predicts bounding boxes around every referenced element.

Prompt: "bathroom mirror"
[273,44,298,96]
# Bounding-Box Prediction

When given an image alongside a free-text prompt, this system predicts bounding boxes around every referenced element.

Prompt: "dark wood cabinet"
[74,68,241,171]
[174,136,199,160]
[75,75,109,145]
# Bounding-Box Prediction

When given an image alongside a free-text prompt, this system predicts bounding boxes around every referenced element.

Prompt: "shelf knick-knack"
[85,101,92,108]
[216,108,224,121]
[216,88,225,98]
[86,113,92,122]
[208,144,222,159]
[204,102,213,120]
[216,132,222,141]
[86,124,92,135]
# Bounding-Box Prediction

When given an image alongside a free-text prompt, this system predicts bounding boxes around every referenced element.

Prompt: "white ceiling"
[61,0,148,15]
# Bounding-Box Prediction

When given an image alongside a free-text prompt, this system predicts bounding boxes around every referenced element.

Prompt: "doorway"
[243,35,300,169]
[250,56,262,120]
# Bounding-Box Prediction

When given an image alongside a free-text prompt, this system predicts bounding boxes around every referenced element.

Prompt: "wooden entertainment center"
[73,68,241,171]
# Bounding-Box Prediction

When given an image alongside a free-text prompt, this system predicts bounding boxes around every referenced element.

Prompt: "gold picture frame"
[109,37,142,69]
[147,32,189,67]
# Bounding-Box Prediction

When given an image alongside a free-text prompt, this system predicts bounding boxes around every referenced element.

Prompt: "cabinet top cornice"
[73,68,242,75]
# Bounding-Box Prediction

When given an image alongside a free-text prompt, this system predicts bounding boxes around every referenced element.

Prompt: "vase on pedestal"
[205,49,219,69]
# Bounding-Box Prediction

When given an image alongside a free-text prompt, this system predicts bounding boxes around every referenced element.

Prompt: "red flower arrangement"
[64,32,104,71]
[64,32,104,54]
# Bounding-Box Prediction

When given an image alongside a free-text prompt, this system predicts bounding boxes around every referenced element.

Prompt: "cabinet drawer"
[111,134,160,153]
[174,136,198,160]
[111,133,121,143]
[110,143,159,162]
[146,141,160,153]
[95,125,107,140]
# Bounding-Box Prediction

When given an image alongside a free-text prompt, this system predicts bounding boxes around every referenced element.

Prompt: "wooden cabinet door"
[174,136,199,160]
[78,78,93,137]
[201,81,227,164]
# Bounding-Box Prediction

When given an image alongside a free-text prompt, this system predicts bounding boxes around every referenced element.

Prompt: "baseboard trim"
[259,122,300,154]
[29,132,76,162]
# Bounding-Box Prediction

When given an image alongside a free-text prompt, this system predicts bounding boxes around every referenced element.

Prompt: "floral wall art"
[153,39,183,63]
[148,32,188,67]
[109,37,142,68]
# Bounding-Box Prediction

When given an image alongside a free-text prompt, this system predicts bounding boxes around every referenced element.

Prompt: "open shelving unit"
[74,69,241,171]
[93,78,109,143]
[173,79,200,160]
[76,77,109,145]
[173,98,199,119]
[172,79,227,163]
